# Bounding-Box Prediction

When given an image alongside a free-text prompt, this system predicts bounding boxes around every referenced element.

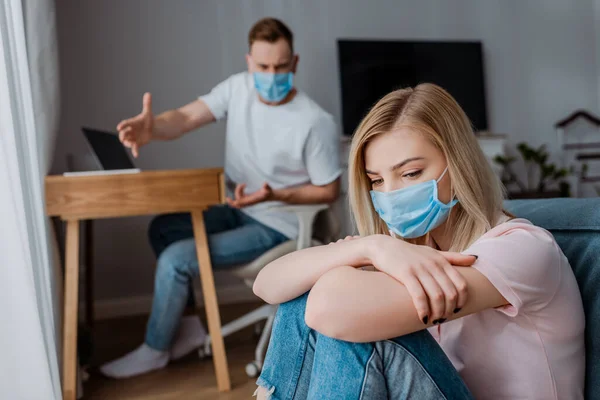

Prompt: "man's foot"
[170,315,207,361]
[99,344,169,379]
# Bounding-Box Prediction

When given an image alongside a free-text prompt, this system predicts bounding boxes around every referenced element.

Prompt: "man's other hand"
[226,183,273,208]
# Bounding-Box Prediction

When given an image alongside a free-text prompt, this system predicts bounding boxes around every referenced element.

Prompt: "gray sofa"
[505,199,600,399]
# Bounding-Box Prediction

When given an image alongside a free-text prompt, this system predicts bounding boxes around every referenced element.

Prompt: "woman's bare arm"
[253,239,371,305]
[254,234,477,321]
[305,265,507,342]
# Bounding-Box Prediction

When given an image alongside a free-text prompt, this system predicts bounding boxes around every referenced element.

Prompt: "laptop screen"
[82,127,136,170]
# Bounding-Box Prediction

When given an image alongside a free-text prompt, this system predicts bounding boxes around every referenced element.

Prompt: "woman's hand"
[330,236,376,271]
[329,235,361,245]
[254,235,372,305]
[367,235,477,324]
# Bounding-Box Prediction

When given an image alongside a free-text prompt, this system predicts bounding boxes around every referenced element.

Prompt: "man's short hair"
[248,17,294,54]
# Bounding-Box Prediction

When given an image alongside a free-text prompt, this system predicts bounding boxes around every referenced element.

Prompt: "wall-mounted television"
[338,39,488,136]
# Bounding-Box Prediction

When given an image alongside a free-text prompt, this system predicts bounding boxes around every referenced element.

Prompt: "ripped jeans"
[257,293,473,400]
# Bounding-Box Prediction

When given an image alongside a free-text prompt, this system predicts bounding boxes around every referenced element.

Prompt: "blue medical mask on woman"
[370,167,458,239]
[253,72,294,102]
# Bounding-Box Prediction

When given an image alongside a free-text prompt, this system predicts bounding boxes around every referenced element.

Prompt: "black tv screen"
[338,39,488,135]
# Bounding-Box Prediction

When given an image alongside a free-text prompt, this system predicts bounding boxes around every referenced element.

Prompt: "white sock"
[99,343,169,379]
[170,315,207,361]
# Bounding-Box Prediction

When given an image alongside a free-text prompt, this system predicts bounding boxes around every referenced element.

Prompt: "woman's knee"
[278,292,309,314]
[270,292,311,330]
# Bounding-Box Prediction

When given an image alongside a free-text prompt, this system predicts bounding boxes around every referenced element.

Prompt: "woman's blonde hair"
[348,83,504,252]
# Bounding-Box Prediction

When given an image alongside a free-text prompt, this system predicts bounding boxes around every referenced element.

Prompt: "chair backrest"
[505,198,600,399]
[231,205,340,281]
[312,206,341,244]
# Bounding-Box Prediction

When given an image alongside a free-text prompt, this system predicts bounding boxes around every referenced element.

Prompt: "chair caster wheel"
[198,342,212,360]
[246,361,261,378]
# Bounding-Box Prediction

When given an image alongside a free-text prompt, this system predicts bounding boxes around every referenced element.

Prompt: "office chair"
[199,203,340,377]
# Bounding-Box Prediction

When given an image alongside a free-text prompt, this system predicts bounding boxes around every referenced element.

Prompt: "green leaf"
[582,163,589,173]
[541,165,554,178]
[553,169,568,179]
[493,155,515,165]
[516,143,533,161]
[559,181,571,197]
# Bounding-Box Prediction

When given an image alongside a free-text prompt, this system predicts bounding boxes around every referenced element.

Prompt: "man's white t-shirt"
[199,72,341,239]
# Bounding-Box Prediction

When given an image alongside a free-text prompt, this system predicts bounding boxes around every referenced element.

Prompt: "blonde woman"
[253,84,584,400]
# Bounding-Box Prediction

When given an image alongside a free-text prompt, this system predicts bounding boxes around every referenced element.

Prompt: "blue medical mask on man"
[253,72,294,103]
[370,167,458,239]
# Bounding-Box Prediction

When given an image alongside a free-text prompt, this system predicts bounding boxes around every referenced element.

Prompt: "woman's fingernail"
[470,254,478,260]
[454,308,462,314]
[438,318,447,323]
[422,316,429,324]
[432,319,440,325]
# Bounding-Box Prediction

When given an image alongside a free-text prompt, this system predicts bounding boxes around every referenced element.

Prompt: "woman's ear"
[438,172,454,204]
[246,53,253,73]
[291,54,299,74]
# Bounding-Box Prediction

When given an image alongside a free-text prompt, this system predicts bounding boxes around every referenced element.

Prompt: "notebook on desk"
[63,127,141,176]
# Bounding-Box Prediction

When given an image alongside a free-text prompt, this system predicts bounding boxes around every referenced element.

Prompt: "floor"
[84,302,266,399]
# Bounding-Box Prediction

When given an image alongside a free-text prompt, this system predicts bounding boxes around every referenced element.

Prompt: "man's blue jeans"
[257,293,473,400]
[145,205,288,351]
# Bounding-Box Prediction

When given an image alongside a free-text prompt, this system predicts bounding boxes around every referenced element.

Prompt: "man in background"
[100,17,341,378]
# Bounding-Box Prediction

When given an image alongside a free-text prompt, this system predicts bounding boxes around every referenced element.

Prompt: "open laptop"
[64,127,141,176]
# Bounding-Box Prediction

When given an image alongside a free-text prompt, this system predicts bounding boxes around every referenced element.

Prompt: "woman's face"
[364,127,452,203]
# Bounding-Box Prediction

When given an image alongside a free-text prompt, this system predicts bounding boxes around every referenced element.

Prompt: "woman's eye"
[371,179,383,187]
[403,170,422,179]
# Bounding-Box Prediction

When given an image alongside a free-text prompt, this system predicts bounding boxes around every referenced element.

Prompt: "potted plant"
[494,142,571,199]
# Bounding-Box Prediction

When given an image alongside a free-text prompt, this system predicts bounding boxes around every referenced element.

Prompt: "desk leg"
[191,211,231,392]
[85,220,94,327]
[63,220,80,400]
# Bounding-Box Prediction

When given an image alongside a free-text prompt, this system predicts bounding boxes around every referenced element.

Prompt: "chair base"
[200,303,277,377]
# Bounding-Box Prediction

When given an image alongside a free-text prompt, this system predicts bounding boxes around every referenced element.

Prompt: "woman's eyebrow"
[365,157,425,175]
[390,157,425,171]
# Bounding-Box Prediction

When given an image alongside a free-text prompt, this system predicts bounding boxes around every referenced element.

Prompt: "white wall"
[596,0,600,102]
[53,0,600,311]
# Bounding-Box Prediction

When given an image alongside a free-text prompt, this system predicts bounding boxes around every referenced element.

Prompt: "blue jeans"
[145,205,289,350]
[258,293,473,400]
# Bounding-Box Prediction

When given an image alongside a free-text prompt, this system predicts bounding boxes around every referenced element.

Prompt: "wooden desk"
[45,168,231,399]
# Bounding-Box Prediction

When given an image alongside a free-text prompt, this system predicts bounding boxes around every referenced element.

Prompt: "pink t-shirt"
[428,218,585,399]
